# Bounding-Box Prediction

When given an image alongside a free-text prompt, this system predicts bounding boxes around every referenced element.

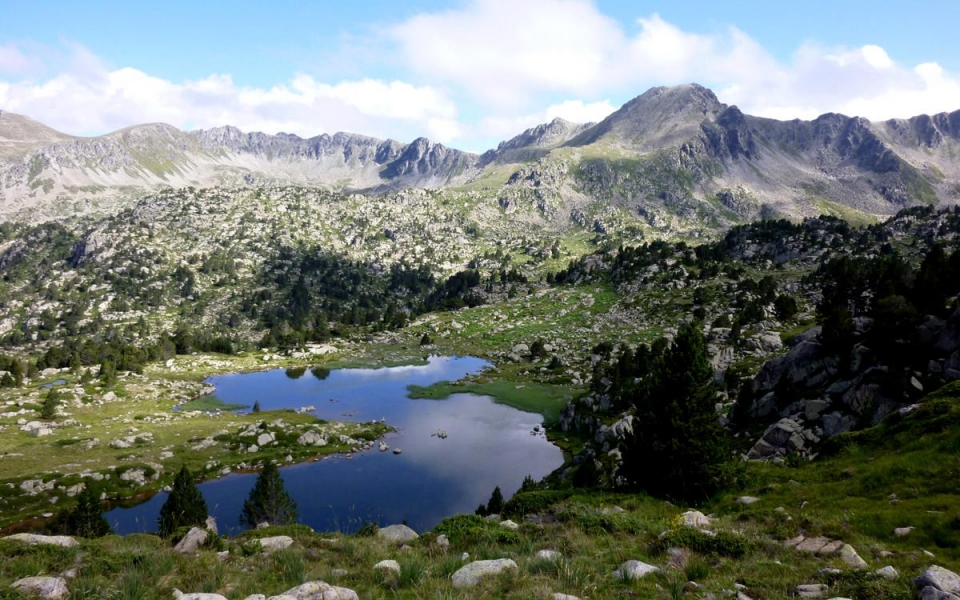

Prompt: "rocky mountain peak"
[0,110,77,160]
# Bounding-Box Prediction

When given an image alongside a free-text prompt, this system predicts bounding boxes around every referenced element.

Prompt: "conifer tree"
[56,484,110,538]
[619,322,731,500]
[40,388,60,421]
[252,400,261,413]
[486,486,504,515]
[158,466,208,537]
[240,461,297,527]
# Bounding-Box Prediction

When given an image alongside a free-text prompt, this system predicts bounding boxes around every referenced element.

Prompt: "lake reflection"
[105,356,563,535]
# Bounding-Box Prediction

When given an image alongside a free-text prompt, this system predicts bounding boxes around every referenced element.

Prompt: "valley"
[2,83,960,599]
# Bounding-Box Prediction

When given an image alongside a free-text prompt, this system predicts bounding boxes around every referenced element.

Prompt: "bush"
[47,484,110,538]
[434,514,521,546]
[502,490,573,518]
[654,527,753,558]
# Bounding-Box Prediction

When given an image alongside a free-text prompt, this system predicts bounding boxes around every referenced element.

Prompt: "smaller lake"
[105,356,563,535]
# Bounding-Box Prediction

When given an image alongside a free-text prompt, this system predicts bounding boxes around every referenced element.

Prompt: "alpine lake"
[104,356,564,535]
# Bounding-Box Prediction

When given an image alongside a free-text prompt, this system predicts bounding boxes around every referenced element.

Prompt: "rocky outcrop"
[376,524,419,543]
[10,576,69,599]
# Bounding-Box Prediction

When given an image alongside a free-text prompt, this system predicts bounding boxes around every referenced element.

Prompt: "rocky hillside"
[3,84,959,227]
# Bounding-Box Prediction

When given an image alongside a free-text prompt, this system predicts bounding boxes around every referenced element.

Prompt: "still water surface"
[105,356,563,535]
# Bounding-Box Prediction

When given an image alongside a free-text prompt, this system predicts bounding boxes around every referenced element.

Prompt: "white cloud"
[0,46,461,145]
[391,0,960,125]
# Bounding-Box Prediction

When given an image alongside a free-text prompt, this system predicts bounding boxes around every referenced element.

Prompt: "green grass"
[177,394,248,412]
[407,379,575,424]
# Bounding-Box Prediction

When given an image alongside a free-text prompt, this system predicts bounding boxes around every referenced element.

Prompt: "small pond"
[105,356,564,535]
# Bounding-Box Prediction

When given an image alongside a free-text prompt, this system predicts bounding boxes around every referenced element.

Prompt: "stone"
[536,549,562,561]
[839,544,867,569]
[804,399,828,421]
[373,560,401,576]
[377,524,419,543]
[500,519,519,530]
[4,533,78,547]
[176,594,228,600]
[736,496,760,505]
[613,560,659,580]
[795,583,828,599]
[205,516,218,535]
[10,576,69,599]
[875,566,898,580]
[919,588,960,600]
[297,431,326,446]
[915,566,960,595]
[452,559,518,588]
[256,535,293,553]
[680,510,712,528]
[894,526,915,537]
[174,528,208,554]
[269,580,359,599]
[512,343,529,355]
[435,534,450,549]
[551,594,580,600]
[794,536,831,553]
[256,432,275,447]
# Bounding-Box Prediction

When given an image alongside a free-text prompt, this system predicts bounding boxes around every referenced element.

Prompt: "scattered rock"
[736,496,759,505]
[435,534,450,549]
[551,594,580,600]
[795,583,828,599]
[175,593,227,600]
[499,519,519,530]
[174,528,208,555]
[536,549,562,561]
[914,566,960,596]
[265,581,358,599]
[613,560,659,580]
[373,560,401,576]
[875,566,898,580]
[377,524,419,543]
[680,510,712,528]
[255,536,293,553]
[451,559,518,588]
[10,576,69,599]
[894,526,915,537]
[839,544,868,569]
[3,533,78,547]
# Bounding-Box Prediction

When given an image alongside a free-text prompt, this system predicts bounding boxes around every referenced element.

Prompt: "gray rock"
[256,535,293,553]
[377,524,419,543]
[915,566,960,595]
[795,583,828,599]
[205,516,218,535]
[894,526,915,537]
[613,560,659,580]
[176,594,228,600]
[435,534,450,549]
[839,544,867,569]
[499,519,519,530]
[451,558,518,588]
[512,343,529,355]
[174,528,208,554]
[680,510,712,528]
[373,560,401,576]
[875,566,898,580]
[919,588,960,600]
[736,496,760,505]
[269,580,359,599]
[3,533,78,547]
[551,594,581,600]
[11,576,69,599]
[804,399,828,421]
[536,549,562,561]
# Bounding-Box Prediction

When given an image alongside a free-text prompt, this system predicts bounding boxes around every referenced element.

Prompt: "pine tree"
[619,322,731,501]
[56,484,110,538]
[158,466,208,537]
[252,400,261,413]
[485,486,504,515]
[240,461,298,527]
[40,388,60,421]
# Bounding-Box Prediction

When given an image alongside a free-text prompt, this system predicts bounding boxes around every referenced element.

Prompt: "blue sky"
[1,0,958,152]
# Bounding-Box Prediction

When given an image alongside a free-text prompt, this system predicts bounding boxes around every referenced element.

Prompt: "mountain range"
[2,83,959,224]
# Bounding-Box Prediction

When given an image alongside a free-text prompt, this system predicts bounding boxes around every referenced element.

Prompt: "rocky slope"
[3,83,960,226]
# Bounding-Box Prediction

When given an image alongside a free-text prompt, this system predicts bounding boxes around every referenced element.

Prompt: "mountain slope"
[2,83,960,226]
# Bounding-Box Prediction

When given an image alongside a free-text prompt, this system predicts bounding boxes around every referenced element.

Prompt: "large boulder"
[11,576,69,599]
[915,566,960,596]
[3,533,78,547]
[252,535,293,553]
[265,581,358,600]
[174,593,228,600]
[613,560,659,580]
[174,528,208,555]
[451,559,518,588]
[373,560,401,576]
[377,524,418,543]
